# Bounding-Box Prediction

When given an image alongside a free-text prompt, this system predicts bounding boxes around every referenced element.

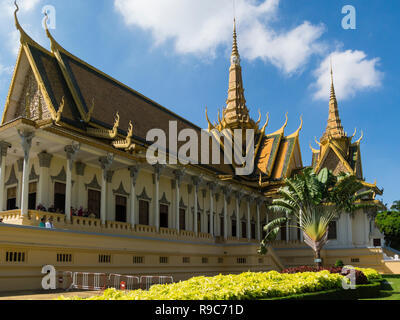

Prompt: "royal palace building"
[0,7,394,292]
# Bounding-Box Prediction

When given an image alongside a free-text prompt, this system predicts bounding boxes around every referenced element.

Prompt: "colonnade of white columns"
[0,132,280,243]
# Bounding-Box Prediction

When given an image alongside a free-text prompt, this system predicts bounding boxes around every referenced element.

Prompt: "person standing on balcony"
[39,217,46,228]
[45,217,54,229]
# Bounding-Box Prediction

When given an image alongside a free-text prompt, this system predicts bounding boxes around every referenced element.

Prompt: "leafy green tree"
[375,210,400,250]
[391,200,400,212]
[259,168,382,267]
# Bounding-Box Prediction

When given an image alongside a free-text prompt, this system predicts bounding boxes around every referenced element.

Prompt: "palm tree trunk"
[314,250,322,268]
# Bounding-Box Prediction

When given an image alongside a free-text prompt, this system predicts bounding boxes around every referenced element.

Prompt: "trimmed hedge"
[267,281,382,300]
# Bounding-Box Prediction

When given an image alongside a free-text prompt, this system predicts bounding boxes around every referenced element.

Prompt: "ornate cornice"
[85,174,101,190]
[29,165,39,181]
[51,167,66,183]
[137,187,151,202]
[179,197,187,209]
[159,192,170,206]
[113,182,129,196]
[5,165,18,186]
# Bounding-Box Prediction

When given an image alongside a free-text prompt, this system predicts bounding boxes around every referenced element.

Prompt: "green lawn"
[364,275,400,300]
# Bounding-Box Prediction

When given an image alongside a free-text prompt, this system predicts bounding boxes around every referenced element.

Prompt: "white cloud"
[313,50,383,101]
[0,64,13,76]
[114,0,325,74]
[0,0,43,55]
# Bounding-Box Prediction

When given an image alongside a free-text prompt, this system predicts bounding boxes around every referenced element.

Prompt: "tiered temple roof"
[2,6,381,197]
[310,64,382,195]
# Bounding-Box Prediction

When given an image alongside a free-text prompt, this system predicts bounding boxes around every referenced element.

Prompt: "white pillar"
[208,182,216,237]
[256,199,262,241]
[347,213,353,247]
[18,131,34,217]
[16,159,23,209]
[129,166,139,227]
[153,164,164,231]
[65,144,80,223]
[235,191,243,240]
[106,171,114,221]
[365,214,370,246]
[75,162,86,209]
[174,169,185,232]
[37,152,53,209]
[201,189,207,233]
[192,176,202,235]
[0,142,11,211]
[247,198,251,241]
[187,185,193,231]
[223,189,228,240]
[99,154,113,224]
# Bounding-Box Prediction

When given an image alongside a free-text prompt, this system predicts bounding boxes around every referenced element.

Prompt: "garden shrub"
[335,260,344,268]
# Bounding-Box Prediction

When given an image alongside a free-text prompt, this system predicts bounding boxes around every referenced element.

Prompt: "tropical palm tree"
[258,168,382,267]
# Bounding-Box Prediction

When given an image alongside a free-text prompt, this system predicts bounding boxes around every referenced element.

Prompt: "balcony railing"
[0,210,218,243]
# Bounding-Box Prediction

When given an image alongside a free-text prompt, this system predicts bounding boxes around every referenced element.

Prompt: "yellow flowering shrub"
[59,270,345,300]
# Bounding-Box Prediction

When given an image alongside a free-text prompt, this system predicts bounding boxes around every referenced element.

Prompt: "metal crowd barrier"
[63,271,174,291]
[108,274,140,290]
[69,272,107,291]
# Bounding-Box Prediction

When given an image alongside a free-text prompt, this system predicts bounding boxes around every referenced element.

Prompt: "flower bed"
[59,270,345,300]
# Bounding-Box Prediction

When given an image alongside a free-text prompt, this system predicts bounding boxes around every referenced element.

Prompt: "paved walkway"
[0,290,102,300]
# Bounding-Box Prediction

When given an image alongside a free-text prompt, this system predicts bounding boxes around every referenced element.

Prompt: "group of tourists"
[39,216,54,229]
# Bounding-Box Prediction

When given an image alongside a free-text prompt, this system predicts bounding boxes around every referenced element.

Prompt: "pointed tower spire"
[321,61,345,143]
[222,19,256,130]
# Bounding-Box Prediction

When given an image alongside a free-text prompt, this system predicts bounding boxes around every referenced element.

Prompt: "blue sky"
[0,0,398,206]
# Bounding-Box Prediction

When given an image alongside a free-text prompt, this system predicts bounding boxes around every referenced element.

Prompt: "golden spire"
[232,19,240,60]
[321,60,345,143]
[221,19,256,131]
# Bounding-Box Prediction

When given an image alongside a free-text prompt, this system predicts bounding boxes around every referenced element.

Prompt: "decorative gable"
[15,68,50,121]
[321,148,351,176]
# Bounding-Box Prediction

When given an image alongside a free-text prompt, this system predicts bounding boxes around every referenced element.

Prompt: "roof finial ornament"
[309,143,319,153]
[356,130,364,144]
[205,107,215,132]
[295,115,304,135]
[14,0,20,29]
[351,128,357,140]
[255,110,262,127]
[261,113,269,134]
[314,136,322,147]
[14,0,28,41]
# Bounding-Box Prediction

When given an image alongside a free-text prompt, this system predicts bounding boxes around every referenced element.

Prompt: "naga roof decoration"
[86,112,120,139]
[112,121,136,152]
